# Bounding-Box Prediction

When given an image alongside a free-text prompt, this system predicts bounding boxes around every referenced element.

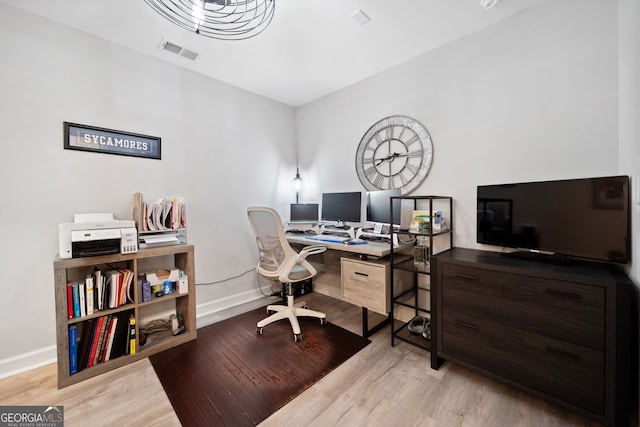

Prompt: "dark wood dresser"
[432,247,631,426]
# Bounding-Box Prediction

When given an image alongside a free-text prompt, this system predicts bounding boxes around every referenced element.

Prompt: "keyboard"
[305,235,350,243]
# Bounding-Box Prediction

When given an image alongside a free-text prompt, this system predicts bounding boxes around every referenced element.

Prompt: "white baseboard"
[0,291,278,381]
[0,345,57,380]
[196,288,278,328]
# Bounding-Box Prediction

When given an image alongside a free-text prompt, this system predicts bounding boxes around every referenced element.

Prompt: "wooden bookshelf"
[53,244,197,388]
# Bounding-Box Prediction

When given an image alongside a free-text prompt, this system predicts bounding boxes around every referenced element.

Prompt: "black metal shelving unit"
[389,195,453,355]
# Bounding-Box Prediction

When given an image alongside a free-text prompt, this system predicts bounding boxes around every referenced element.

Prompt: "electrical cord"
[197,267,256,286]
[140,319,171,335]
[195,267,279,298]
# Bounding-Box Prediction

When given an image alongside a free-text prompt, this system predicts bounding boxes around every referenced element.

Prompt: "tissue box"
[178,274,188,294]
[145,268,179,286]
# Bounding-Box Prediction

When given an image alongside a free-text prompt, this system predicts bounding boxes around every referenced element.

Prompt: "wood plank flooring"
[0,292,600,426]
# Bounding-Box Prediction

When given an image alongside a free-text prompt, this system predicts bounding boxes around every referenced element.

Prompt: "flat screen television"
[290,203,319,222]
[367,189,401,226]
[321,191,362,223]
[477,175,630,263]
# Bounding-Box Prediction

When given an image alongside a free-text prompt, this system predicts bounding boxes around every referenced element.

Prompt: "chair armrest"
[296,244,327,262]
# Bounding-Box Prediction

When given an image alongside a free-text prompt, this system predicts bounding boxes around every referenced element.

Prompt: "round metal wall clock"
[355,115,433,195]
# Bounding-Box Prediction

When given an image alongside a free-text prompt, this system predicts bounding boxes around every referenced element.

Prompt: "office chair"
[247,206,327,341]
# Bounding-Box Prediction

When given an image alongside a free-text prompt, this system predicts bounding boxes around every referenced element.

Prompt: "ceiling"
[1,0,550,107]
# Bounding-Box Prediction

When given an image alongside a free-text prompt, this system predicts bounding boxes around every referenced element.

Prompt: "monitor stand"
[356,228,405,246]
[284,222,320,235]
[321,223,356,239]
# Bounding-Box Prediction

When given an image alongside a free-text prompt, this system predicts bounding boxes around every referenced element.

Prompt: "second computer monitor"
[290,203,319,222]
[367,189,401,226]
[321,192,362,223]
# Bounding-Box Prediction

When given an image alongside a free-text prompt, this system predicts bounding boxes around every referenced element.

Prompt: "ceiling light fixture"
[144,0,275,41]
[480,0,501,10]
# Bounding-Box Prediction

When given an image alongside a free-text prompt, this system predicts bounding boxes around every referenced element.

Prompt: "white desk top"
[286,233,397,258]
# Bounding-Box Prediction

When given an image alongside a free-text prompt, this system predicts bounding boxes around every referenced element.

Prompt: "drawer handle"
[454,274,479,281]
[545,289,583,300]
[454,320,479,330]
[545,346,581,362]
[354,272,369,277]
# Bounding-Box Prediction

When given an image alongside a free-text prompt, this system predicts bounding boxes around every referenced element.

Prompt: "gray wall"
[296,0,619,250]
[0,4,296,375]
[0,2,637,418]
[296,0,638,421]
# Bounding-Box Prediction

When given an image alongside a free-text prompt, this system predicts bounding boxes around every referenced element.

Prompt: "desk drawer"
[341,258,389,314]
[442,264,605,350]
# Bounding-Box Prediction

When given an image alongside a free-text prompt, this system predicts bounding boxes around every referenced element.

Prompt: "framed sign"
[64,122,161,160]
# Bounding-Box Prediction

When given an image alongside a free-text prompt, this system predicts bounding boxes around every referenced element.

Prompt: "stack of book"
[68,312,136,374]
[66,268,134,319]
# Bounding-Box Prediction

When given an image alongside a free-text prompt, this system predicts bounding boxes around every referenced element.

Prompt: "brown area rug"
[150,305,370,426]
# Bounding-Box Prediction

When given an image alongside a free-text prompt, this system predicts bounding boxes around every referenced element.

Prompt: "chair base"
[257,294,326,341]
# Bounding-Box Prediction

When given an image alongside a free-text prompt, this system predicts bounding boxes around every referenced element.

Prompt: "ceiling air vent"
[158,38,200,61]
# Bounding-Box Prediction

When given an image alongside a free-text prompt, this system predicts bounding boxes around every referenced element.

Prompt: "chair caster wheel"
[257,327,264,335]
[294,333,302,342]
[320,318,327,325]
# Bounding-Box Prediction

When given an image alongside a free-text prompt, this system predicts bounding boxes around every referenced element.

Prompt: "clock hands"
[373,151,415,166]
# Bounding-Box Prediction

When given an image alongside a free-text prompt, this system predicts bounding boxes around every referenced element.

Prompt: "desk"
[286,233,412,337]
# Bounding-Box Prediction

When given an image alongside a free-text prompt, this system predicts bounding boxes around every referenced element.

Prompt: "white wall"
[1,1,638,409]
[0,4,296,376]
[298,0,639,421]
[297,0,619,251]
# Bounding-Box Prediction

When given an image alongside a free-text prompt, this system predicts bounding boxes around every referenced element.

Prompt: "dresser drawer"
[442,263,605,350]
[440,311,605,414]
[341,258,389,314]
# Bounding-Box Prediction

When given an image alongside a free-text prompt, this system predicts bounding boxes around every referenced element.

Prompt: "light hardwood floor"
[0,292,599,427]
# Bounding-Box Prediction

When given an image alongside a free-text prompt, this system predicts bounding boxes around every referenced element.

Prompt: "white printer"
[58,213,138,259]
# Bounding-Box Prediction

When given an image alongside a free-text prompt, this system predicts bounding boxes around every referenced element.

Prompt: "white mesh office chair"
[247,206,327,341]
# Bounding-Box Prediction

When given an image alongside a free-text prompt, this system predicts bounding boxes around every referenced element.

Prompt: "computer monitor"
[290,203,319,222]
[367,189,401,226]
[321,192,362,223]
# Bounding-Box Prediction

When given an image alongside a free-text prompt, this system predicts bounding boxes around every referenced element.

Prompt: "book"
[93,315,111,366]
[86,316,106,368]
[103,316,119,362]
[118,268,134,306]
[71,282,81,318]
[94,269,103,311]
[106,270,121,309]
[67,283,74,319]
[133,192,145,231]
[124,269,134,304]
[85,275,94,316]
[69,325,78,374]
[79,282,86,318]
[97,315,113,364]
[77,318,96,371]
[100,273,107,310]
[128,313,136,355]
[109,311,130,360]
